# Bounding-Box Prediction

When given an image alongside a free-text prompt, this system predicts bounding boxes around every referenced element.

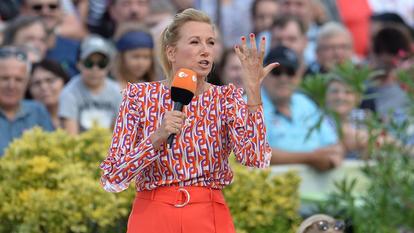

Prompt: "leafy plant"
[224,159,301,233]
[0,128,302,233]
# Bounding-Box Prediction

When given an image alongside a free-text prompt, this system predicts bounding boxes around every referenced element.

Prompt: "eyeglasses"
[271,66,296,77]
[82,58,109,69]
[315,220,345,231]
[31,3,59,12]
[0,47,28,62]
[30,77,59,89]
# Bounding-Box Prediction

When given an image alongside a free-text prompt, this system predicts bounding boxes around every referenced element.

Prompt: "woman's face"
[326,81,358,117]
[122,48,153,80]
[29,67,65,107]
[168,21,216,79]
[222,52,243,89]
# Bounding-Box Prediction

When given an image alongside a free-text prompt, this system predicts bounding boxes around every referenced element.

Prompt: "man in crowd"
[0,46,53,156]
[262,45,344,171]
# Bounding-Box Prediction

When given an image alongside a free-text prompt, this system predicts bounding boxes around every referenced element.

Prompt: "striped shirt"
[100,82,271,193]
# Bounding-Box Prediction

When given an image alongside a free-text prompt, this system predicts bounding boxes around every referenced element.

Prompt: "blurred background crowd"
[1,0,414,171]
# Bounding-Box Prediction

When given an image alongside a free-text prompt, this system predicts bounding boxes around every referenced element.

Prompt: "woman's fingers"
[249,33,257,57]
[259,36,266,61]
[262,62,280,79]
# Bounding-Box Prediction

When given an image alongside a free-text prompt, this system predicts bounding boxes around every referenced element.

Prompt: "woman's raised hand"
[234,34,279,91]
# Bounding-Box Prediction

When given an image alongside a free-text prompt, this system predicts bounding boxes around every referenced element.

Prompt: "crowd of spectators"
[0,0,413,172]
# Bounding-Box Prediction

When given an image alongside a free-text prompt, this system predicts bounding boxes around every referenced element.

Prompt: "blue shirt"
[46,35,80,77]
[262,90,338,152]
[0,101,54,156]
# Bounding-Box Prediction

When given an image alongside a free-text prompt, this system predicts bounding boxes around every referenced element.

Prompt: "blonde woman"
[100,8,278,233]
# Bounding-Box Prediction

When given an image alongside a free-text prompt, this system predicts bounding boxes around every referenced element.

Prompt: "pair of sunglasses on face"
[0,47,28,62]
[271,66,296,78]
[31,3,59,12]
[314,220,345,231]
[82,58,109,69]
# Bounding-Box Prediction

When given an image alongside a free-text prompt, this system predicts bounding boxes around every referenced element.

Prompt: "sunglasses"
[0,47,28,62]
[315,220,345,231]
[83,58,109,69]
[31,3,59,12]
[271,66,296,77]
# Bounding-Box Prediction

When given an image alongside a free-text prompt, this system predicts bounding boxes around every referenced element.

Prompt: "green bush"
[0,128,135,233]
[0,128,301,233]
[224,160,301,233]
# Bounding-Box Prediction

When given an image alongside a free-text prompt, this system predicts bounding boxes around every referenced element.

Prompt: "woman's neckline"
[159,80,214,99]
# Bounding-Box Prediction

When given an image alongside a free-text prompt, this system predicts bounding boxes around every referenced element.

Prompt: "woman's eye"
[209,41,215,46]
[190,41,198,44]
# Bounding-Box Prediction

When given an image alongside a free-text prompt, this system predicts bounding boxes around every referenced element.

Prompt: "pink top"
[100,81,271,192]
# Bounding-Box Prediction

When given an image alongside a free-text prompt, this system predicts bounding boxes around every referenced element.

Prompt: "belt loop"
[209,188,213,201]
[150,189,156,200]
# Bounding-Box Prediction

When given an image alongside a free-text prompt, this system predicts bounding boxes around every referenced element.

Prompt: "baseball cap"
[80,35,115,61]
[264,45,299,71]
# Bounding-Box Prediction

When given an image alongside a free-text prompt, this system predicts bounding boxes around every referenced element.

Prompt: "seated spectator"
[263,45,343,171]
[215,48,243,89]
[307,22,354,75]
[58,35,122,135]
[296,214,345,233]
[2,15,48,63]
[0,46,53,156]
[27,59,69,128]
[20,0,81,77]
[112,25,157,89]
[325,75,369,159]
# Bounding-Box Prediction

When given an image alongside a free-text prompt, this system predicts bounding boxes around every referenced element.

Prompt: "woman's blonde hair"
[158,8,214,79]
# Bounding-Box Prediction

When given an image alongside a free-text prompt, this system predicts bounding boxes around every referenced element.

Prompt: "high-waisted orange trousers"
[127,186,236,233]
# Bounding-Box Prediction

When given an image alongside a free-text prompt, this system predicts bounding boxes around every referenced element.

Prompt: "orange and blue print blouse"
[100,82,271,192]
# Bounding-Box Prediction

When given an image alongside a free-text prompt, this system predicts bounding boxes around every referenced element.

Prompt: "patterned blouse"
[100,81,271,193]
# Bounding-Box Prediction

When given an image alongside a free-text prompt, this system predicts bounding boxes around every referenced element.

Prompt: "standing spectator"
[270,15,308,76]
[2,15,48,63]
[58,35,122,135]
[113,25,157,88]
[280,0,323,65]
[20,0,81,77]
[92,0,150,38]
[27,59,69,129]
[307,22,354,75]
[251,0,280,56]
[362,26,411,119]
[197,0,254,48]
[262,45,343,171]
[251,0,280,35]
[0,46,53,156]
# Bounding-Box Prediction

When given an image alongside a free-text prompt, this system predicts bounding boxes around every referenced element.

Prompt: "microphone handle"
[167,102,185,148]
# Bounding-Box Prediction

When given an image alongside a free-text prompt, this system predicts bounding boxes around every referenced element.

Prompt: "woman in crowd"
[100,8,278,233]
[27,59,69,128]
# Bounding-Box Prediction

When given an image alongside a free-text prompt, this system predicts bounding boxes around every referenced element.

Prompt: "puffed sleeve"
[99,83,160,193]
[223,84,272,168]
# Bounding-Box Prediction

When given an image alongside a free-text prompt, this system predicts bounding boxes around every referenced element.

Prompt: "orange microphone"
[167,68,197,147]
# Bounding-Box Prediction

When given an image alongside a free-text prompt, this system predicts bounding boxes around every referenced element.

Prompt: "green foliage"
[224,159,301,233]
[0,128,301,233]
[314,62,414,232]
[0,127,135,233]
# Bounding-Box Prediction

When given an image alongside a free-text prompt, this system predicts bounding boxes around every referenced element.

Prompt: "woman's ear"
[166,45,176,63]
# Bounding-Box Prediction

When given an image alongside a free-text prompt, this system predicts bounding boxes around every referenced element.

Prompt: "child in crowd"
[58,35,122,135]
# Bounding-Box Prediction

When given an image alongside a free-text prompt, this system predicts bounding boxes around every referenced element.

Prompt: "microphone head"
[171,68,197,105]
